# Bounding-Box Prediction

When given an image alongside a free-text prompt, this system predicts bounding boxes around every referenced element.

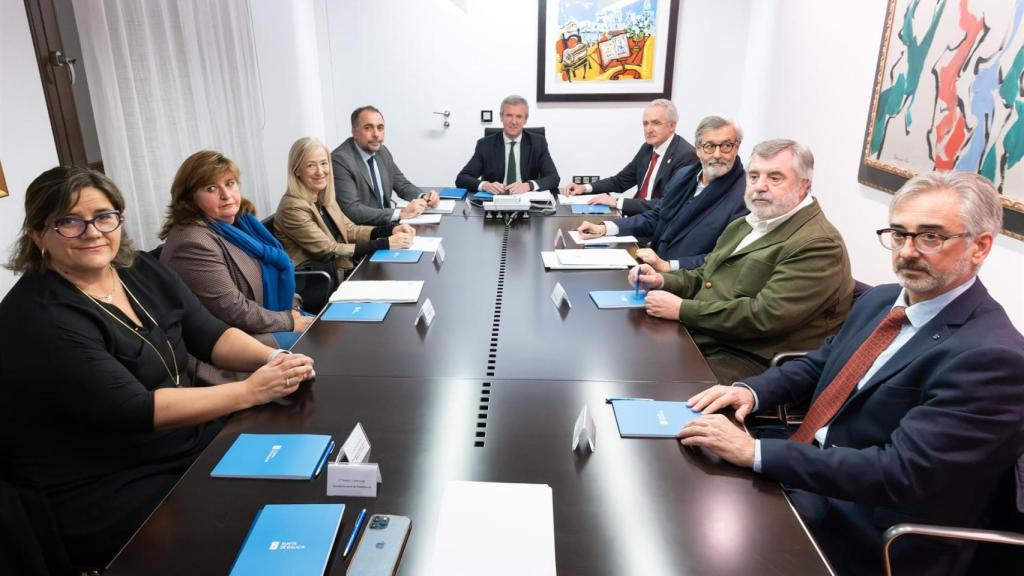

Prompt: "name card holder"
[434,243,446,267]
[415,298,436,328]
[571,404,596,453]
[554,228,567,249]
[327,423,382,497]
[550,282,571,311]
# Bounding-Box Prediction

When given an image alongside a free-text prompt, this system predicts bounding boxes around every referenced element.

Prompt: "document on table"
[430,481,556,576]
[425,200,456,214]
[329,280,424,303]
[401,213,443,225]
[556,194,593,205]
[541,251,630,270]
[409,236,443,252]
[554,248,637,267]
[568,230,638,245]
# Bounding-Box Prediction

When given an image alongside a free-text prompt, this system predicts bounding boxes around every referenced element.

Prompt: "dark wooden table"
[105,211,831,575]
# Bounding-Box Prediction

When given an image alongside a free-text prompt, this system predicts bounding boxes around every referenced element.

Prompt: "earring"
[40,246,48,260]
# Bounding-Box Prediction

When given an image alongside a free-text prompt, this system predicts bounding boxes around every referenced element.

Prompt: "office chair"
[484,127,546,137]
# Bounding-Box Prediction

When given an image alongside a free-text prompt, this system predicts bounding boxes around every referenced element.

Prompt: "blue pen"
[343,508,368,560]
[634,267,641,296]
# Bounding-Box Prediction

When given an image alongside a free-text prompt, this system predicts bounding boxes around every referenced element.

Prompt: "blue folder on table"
[229,503,345,576]
[439,187,468,199]
[321,302,391,322]
[589,290,646,309]
[572,204,611,214]
[370,249,422,263]
[472,191,494,200]
[610,400,701,437]
[211,434,334,479]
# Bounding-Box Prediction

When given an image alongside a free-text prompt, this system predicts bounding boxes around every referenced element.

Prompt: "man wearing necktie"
[564,99,698,216]
[332,105,441,226]
[677,171,1024,575]
[455,95,560,194]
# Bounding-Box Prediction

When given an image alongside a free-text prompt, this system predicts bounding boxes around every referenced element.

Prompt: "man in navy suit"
[564,99,698,216]
[678,171,1024,575]
[576,116,748,270]
[455,95,559,194]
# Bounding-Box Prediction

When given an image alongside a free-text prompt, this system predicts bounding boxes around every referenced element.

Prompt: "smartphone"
[346,514,411,576]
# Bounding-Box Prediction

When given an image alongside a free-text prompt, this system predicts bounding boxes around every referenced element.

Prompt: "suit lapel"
[491,135,506,182]
[519,132,532,182]
[348,139,374,190]
[652,136,679,191]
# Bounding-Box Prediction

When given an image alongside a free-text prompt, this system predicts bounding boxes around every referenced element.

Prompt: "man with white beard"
[629,139,855,383]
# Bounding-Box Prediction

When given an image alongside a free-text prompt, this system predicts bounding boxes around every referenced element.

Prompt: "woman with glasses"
[0,166,315,571]
[159,150,313,351]
[274,137,415,303]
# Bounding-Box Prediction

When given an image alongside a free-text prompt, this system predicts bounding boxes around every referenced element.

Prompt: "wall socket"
[572,175,600,184]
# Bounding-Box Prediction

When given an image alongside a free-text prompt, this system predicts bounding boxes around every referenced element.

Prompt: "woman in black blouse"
[0,167,315,570]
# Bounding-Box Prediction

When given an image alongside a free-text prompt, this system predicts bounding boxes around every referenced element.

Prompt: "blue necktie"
[367,156,384,208]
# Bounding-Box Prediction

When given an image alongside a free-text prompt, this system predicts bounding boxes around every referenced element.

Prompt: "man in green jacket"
[630,139,854,383]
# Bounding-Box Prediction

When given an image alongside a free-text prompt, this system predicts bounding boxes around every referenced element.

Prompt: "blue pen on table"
[343,508,368,560]
[634,267,641,296]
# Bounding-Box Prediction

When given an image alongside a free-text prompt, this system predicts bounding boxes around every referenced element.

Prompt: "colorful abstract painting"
[860,0,1024,239]
[537,0,679,102]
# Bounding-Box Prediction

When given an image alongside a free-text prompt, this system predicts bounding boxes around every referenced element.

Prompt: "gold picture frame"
[0,159,8,199]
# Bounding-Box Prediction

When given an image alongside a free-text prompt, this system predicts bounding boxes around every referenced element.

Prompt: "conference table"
[106,197,833,575]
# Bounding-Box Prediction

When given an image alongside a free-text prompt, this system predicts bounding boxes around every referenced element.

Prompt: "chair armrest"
[882,523,1024,576]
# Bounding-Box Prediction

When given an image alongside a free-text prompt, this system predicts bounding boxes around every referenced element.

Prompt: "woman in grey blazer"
[159,150,313,349]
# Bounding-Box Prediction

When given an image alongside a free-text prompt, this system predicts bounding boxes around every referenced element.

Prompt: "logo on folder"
[264,445,282,463]
[656,410,668,426]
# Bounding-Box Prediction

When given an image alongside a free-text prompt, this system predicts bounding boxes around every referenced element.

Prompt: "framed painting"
[0,159,8,199]
[859,0,1024,239]
[537,0,679,103]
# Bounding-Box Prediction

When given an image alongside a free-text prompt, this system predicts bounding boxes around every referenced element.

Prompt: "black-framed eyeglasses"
[52,210,124,238]
[699,140,737,154]
[876,228,971,254]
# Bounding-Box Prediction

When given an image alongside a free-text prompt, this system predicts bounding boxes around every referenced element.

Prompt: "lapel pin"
[931,334,941,340]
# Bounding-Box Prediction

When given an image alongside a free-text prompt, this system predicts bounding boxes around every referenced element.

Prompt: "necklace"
[98,265,116,302]
[77,271,181,387]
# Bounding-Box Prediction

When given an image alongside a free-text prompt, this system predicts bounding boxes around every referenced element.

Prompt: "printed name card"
[554,228,567,249]
[434,242,446,266]
[327,423,382,497]
[415,298,436,327]
[550,282,571,310]
[571,404,596,453]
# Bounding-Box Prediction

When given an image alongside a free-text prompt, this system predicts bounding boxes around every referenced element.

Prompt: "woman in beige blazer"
[159,151,313,349]
[274,137,414,281]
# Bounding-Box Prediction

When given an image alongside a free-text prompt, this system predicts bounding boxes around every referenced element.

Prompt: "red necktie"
[789,306,908,443]
[636,150,659,200]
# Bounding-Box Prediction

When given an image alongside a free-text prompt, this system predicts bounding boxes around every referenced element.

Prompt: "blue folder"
[472,191,494,200]
[370,249,422,263]
[572,204,611,214]
[211,434,334,479]
[229,503,345,576]
[320,302,391,322]
[589,290,647,309]
[610,400,702,438]
[439,187,468,199]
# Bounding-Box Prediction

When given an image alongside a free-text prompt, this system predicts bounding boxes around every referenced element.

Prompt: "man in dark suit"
[455,95,559,194]
[678,171,1024,576]
[576,116,747,270]
[332,105,440,226]
[564,99,698,216]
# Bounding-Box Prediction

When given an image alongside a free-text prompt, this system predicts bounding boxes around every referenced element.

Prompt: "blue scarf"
[206,213,295,312]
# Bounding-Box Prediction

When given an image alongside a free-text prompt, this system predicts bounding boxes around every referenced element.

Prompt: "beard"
[745,185,802,220]
[894,250,973,296]
[703,157,735,181]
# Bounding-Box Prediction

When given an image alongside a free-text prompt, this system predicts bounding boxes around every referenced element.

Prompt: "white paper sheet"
[554,248,637,267]
[540,251,630,270]
[430,481,556,576]
[568,230,639,245]
[425,200,456,214]
[556,194,593,205]
[329,281,424,303]
[401,213,443,225]
[409,236,443,252]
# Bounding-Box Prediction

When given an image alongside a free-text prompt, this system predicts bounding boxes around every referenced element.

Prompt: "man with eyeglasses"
[675,171,1024,575]
[630,139,854,383]
[576,116,748,270]
[564,99,698,216]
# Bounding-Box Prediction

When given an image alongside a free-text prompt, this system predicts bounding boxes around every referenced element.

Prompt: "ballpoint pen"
[343,508,368,560]
[635,267,641,297]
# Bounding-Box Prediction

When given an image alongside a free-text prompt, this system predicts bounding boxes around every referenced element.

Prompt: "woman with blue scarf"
[159,151,313,352]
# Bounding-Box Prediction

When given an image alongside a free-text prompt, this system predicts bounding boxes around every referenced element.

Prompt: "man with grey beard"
[577,116,748,270]
[630,139,854,383]
[676,171,1024,576]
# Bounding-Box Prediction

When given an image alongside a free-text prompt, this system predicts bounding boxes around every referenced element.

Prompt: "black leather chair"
[484,127,545,137]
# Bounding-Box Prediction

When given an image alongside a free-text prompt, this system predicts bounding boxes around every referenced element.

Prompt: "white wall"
[0,0,61,296]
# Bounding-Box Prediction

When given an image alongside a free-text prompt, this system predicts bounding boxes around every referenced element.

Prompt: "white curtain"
[72,0,270,250]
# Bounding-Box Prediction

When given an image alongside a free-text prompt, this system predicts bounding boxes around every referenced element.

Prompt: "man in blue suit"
[563,99,698,216]
[576,116,748,270]
[455,95,559,194]
[678,171,1024,576]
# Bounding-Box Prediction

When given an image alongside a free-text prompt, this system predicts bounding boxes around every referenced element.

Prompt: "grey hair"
[750,139,814,182]
[647,99,678,124]
[891,171,1003,237]
[694,115,743,145]
[500,95,529,115]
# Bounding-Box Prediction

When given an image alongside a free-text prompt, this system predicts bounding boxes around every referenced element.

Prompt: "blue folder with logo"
[370,249,422,263]
[321,302,391,322]
[589,290,646,309]
[211,434,334,479]
[610,400,702,438]
[439,187,468,199]
[229,503,345,576]
[472,191,494,200]
[571,204,611,214]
